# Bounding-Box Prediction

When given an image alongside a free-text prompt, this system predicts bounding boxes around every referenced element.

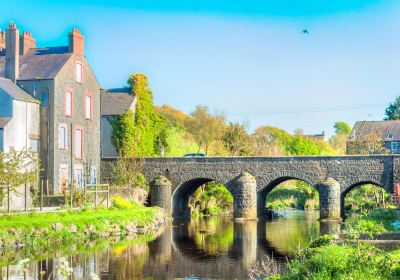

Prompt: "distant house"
[347,120,400,154]
[101,88,137,158]
[0,22,101,194]
[304,131,326,141]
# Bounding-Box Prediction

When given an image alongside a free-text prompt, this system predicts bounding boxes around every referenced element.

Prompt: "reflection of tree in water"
[263,211,320,255]
[191,216,234,255]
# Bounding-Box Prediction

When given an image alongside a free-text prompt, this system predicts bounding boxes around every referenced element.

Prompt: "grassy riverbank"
[0,201,165,266]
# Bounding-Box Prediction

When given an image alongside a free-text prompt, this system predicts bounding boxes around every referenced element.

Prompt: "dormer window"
[76,62,83,83]
[387,133,393,140]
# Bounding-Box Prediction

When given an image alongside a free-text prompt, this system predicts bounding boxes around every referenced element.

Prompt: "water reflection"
[1,212,334,280]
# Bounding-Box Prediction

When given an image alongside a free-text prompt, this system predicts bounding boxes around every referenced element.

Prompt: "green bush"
[309,235,337,248]
[112,196,134,209]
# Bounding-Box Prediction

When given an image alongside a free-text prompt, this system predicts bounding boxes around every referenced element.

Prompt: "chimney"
[68,28,84,56]
[20,31,36,55]
[5,22,19,82]
[0,30,5,51]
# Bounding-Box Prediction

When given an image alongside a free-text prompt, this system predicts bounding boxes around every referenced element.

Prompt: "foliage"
[188,105,226,154]
[346,208,399,234]
[347,131,387,155]
[275,243,400,280]
[384,95,400,120]
[111,73,169,157]
[190,182,233,215]
[333,122,351,135]
[111,195,140,210]
[64,183,86,208]
[222,122,252,156]
[155,104,193,129]
[0,150,39,194]
[110,110,136,157]
[111,157,148,191]
[345,184,390,214]
[309,234,337,248]
[163,127,198,157]
[267,181,319,210]
[329,134,348,155]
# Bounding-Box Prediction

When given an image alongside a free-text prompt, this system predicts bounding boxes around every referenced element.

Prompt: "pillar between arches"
[317,177,341,221]
[232,172,258,221]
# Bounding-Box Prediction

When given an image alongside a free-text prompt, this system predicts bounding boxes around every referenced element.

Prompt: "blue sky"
[1,1,399,135]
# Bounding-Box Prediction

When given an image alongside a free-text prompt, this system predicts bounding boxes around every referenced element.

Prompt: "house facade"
[347,120,400,154]
[100,88,136,158]
[0,22,101,194]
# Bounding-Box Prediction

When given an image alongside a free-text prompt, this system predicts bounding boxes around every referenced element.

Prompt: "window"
[391,142,398,151]
[76,62,83,83]
[29,139,39,152]
[85,93,92,120]
[58,124,68,150]
[0,128,3,152]
[89,167,97,185]
[74,127,83,159]
[65,91,73,116]
[59,164,69,193]
[41,92,49,107]
[74,166,84,188]
[387,133,394,140]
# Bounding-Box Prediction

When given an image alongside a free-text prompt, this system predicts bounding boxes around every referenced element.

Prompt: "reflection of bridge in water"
[0,219,340,279]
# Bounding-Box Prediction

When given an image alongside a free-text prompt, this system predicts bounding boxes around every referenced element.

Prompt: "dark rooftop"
[348,120,400,142]
[0,47,72,80]
[101,88,136,116]
[0,77,36,101]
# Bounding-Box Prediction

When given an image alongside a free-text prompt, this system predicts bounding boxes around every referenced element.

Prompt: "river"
[1,211,332,279]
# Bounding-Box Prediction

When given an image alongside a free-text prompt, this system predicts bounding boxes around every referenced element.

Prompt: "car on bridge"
[183,153,207,157]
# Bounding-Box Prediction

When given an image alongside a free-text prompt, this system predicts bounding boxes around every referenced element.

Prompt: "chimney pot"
[20,30,36,55]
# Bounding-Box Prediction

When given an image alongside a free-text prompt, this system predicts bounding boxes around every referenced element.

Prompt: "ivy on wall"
[110,73,169,157]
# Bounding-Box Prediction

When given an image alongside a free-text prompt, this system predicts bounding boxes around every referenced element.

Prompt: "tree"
[384,96,400,120]
[347,131,387,155]
[0,150,39,207]
[110,110,136,157]
[222,122,252,156]
[188,105,226,154]
[333,122,351,135]
[330,122,352,155]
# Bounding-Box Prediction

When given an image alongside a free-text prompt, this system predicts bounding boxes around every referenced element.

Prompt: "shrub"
[309,235,337,248]
[112,196,133,210]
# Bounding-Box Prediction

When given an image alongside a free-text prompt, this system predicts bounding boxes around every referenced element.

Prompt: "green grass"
[265,243,400,280]
[0,204,162,266]
[0,206,157,229]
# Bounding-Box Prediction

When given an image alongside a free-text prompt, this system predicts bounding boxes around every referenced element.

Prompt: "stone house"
[100,88,137,158]
[347,120,400,154]
[0,22,101,194]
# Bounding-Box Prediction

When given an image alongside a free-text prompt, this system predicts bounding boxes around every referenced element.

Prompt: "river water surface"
[1,211,324,280]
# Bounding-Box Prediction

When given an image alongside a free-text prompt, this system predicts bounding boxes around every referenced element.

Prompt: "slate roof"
[348,121,400,142]
[0,47,71,80]
[0,77,36,101]
[0,117,11,128]
[101,88,136,116]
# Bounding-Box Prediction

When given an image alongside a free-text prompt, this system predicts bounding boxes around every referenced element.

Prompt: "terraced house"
[0,22,101,195]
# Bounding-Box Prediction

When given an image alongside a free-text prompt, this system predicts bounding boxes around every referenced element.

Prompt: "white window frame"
[74,127,83,159]
[29,138,40,153]
[74,165,84,188]
[76,62,83,83]
[85,95,92,119]
[391,142,398,151]
[58,123,68,150]
[65,91,72,117]
[59,164,69,193]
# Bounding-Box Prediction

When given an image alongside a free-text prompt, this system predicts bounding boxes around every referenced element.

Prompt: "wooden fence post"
[7,185,10,213]
[40,180,44,211]
[95,184,98,208]
[24,183,28,212]
[107,185,110,208]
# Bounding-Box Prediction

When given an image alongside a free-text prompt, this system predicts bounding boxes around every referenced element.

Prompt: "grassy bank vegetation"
[0,197,164,266]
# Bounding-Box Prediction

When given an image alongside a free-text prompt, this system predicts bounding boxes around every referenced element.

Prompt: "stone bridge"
[103,156,400,220]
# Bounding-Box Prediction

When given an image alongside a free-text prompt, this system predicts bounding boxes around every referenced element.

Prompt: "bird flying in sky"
[302,29,309,34]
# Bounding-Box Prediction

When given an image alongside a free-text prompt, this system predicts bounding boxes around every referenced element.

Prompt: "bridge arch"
[340,181,388,219]
[172,177,233,219]
[257,176,319,219]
